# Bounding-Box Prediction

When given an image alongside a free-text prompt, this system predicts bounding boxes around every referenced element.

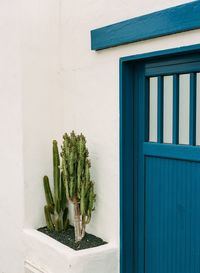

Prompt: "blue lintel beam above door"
[91,1,200,51]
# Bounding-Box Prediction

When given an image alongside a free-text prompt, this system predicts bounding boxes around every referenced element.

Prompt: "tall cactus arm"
[69,177,75,199]
[62,159,69,200]
[88,184,96,212]
[84,186,95,225]
[43,176,54,213]
[69,148,75,176]
[77,161,82,196]
[70,131,76,146]
[61,172,66,211]
[78,135,86,158]
[80,183,86,216]
[85,160,90,183]
[53,140,60,212]
[63,135,70,160]
[43,139,69,232]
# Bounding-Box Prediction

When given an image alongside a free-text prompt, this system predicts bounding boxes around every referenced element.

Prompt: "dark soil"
[38,225,107,251]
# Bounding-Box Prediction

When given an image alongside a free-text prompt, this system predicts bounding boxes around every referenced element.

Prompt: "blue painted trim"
[145,60,200,76]
[189,73,197,145]
[119,59,124,273]
[134,63,146,272]
[143,142,200,162]
[91,1,200,50]
[173,75,179,144]
[120,43,200,273]
[157,76,163,143]
[120,61,135,273]
[145,78,150,141]
[120,44,200,63]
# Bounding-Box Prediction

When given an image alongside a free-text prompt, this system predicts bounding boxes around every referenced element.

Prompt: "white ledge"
[23,229,118,273]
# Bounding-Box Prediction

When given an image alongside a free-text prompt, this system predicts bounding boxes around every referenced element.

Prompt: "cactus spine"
[43,140,69,232]
[61,131,96,242]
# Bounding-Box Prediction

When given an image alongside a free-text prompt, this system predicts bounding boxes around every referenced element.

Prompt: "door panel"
[120,52,200,273]
[144,54,200,273]
[145,157,200,273]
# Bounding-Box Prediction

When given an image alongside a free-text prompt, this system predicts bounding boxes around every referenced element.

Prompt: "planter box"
[23,229,118,273]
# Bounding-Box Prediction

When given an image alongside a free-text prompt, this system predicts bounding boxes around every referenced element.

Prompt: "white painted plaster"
[24,229,118,273]
[0,1,24,272]
[21,0,64,230]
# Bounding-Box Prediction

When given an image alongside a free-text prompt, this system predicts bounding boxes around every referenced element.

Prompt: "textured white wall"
[0,0,63,272]
[21,0,64,230]
[0,1,24,272]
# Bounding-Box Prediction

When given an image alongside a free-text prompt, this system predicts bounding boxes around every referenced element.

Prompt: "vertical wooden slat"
[189,73,197,145]
[145,77,150,141]
[157,76,164,143]
[173,74,179,144]
[120,61,135,273]
[196,73,200,146]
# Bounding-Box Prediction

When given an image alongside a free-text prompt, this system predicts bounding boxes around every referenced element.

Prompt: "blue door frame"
[120,44,200,273]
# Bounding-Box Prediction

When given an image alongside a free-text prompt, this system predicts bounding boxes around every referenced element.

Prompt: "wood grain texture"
[91,1,200,50]
[145,156,200,273]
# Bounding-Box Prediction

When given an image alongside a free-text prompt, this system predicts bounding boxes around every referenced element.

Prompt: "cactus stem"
[43,140,69,232]
[61,131,96,241]
[44,205,54,231]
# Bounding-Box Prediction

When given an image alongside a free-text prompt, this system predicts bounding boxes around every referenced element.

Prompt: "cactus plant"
[61,131,96,242]
[43,140,69,232]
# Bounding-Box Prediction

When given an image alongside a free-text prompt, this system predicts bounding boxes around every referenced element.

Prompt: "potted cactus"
[61,131,96,242]
[25,133,113,273]
[39,132,104,250]
[43,140,69,232]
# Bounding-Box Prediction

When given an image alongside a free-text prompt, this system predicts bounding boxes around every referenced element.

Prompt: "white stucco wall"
[1,0,200,272]
[21,0,64,230]
[0,1,24,272]
[0,0,63,272]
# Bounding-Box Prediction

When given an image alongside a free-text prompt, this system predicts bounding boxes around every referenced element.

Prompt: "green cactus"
[61,131,96,242]
[43,140,69,232]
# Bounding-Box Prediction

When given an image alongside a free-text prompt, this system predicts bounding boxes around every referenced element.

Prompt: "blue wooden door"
[129,54,200,273]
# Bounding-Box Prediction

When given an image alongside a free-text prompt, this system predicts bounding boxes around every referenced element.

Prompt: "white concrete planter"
[23,229,118,273]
